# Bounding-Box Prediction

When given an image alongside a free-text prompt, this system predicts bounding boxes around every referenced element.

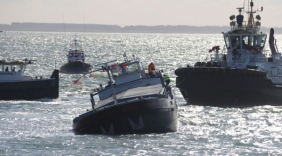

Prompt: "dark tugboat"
[0,59,59,100]
[73,54,178,134]
[59,39,93,74]
[175,0,282,107]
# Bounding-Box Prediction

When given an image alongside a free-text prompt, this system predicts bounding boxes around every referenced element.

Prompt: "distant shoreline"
[1,22,282,34]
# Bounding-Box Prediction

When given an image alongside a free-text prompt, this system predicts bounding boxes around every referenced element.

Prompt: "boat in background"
[175,0,282,107]
[0,59,59,100]
[59,39,93,74]
[73,54,178,134]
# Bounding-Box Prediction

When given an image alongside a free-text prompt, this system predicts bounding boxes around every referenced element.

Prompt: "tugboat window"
[230,36,240,49]
[225,36,230,49]
[260,35,267,48]
[242,36,249,48]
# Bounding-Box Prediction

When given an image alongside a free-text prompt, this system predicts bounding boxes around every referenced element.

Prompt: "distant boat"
[73,54,178,134]
[0,59,59,100]
[59,39,93,74]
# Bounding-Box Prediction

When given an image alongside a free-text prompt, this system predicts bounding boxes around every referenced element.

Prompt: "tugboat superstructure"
[175,0,282,107]
[59,39,93,74]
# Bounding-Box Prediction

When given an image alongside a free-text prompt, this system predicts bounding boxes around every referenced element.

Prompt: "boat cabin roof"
[68,51,84,54]
[95,84,163,108]
[0,61,26,65]
[69,39,83,51]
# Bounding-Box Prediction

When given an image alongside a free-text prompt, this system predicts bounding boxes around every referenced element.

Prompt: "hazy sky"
[1,0,282,27]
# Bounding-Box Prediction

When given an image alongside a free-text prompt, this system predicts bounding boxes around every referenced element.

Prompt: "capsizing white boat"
[73,54,178,134]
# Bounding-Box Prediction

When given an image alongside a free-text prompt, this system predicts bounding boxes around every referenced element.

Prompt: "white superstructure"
[67,39,85,62]
[208,0,282,85]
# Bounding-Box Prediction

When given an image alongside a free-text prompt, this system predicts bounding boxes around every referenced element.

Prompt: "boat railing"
[198,53,225,63]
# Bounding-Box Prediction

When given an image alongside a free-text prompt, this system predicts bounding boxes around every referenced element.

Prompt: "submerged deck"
[95,84,164,108]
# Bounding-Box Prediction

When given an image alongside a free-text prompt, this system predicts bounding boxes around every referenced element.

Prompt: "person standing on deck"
[148,62,155,76]
[163,74,170,85]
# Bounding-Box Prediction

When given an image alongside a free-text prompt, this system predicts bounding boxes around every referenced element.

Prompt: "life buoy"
[247,45,260,54]
[254,45,261,53]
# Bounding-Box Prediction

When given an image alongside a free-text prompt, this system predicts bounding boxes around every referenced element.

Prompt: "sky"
[1,0,282,27]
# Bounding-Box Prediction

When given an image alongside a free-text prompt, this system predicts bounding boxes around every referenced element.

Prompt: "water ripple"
[0,32,282,155]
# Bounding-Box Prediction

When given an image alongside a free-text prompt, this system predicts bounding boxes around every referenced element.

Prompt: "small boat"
[175,0,282,107]
[73,54,178,134]
[59,39,93,74]
[0,59,59,100]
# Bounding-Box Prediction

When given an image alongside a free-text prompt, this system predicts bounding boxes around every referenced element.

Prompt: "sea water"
[0,32,282,155]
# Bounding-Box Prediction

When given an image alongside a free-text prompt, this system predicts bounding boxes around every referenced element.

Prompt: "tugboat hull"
[175,67,282,107]
[0,69,59,100]
[59,62,93,74]
[73,98,178,135]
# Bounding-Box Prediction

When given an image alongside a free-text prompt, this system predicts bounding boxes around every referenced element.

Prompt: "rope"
[173,67,195,87]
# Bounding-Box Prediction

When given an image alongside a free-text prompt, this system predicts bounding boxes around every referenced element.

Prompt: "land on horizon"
[1,22,282,34]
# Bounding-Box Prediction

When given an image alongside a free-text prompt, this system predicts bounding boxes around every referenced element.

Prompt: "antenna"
[123,53,128,62]
[83,14,86,33]
[248,0,249,13]
[243,0,246,16]
[236,7,244,15]
[62,15,65,33]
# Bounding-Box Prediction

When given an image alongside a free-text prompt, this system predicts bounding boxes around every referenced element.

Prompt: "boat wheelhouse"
[67,39,85,62]
[0,60,31,81]
[91,55,163,107]
[0,59,59,100]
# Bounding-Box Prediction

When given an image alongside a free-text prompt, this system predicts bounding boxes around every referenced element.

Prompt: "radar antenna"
[236,7,244,15]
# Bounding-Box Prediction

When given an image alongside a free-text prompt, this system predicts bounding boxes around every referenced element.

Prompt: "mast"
[246,0,256,28]
[106,66,118,105]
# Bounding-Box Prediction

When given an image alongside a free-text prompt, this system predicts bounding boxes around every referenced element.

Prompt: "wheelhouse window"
[110,61,141,76]
[12,65,22,72]
[260,35,267,48]
[4,65,10,72]
[241,35,267,49]
[126,62,140,73]
[230,36,240,49]
[110,65,121,77]
[224,36,230,49]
